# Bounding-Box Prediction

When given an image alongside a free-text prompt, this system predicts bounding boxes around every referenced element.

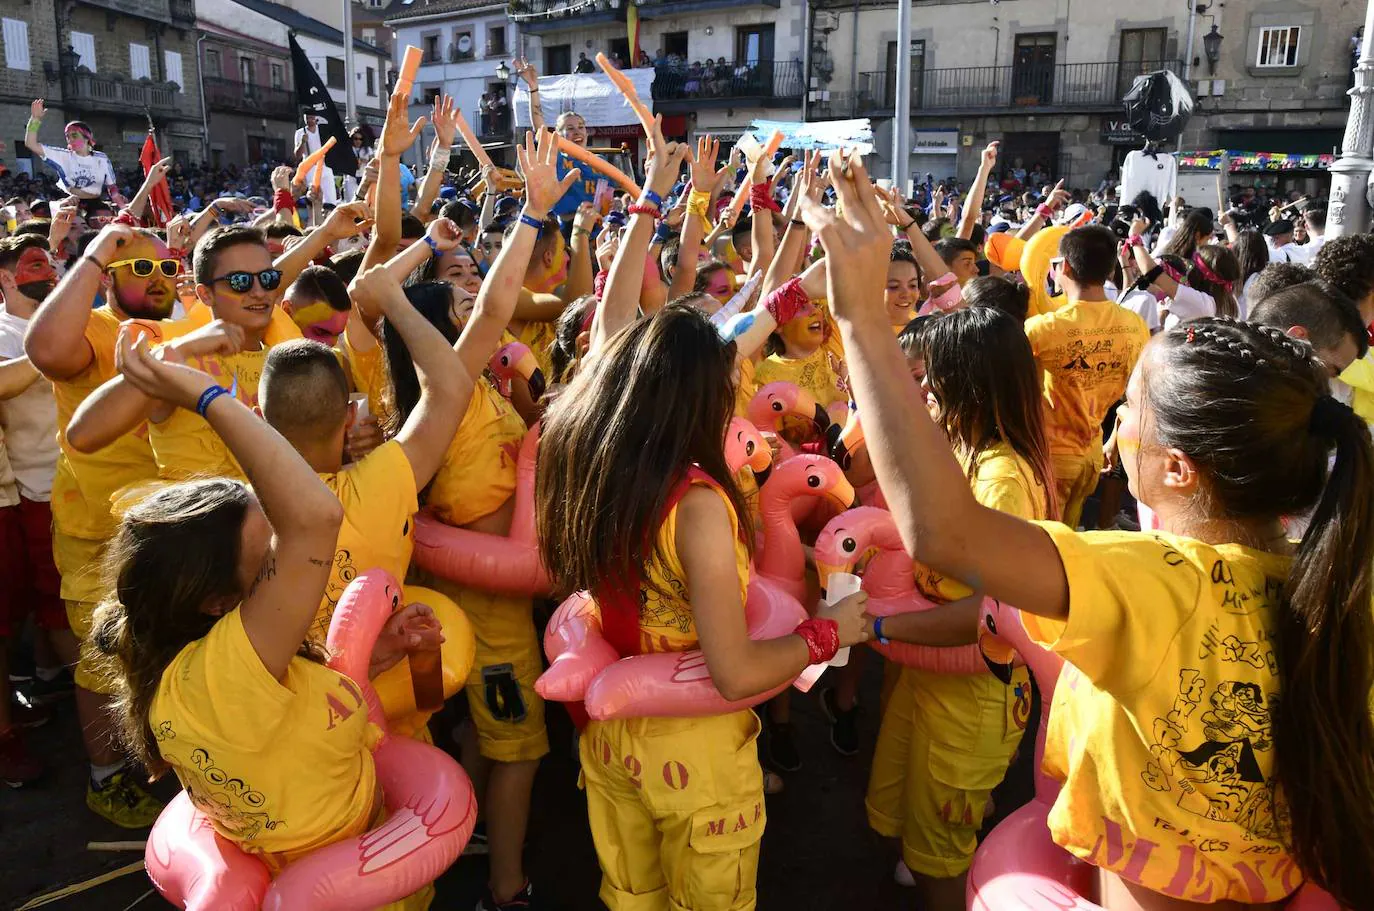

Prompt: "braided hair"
[1144,317,1374,905]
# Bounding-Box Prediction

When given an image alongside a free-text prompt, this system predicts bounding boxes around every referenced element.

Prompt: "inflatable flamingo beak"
[825,413,865,471]
[977,609,1017,686]
[825,474,859,512]
[753,463,772,487]
[814,562,847,597]
[527,367,546,401]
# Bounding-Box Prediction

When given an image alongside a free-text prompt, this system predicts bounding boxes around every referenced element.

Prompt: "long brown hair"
[537,303,753,597]
[1161,244,1242,318]
[919,306,1058,520]
[90,478,325,777]
[1144,318,1374,905]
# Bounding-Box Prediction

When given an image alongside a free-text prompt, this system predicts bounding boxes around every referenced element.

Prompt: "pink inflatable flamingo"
[725,415,773,488]
[488,340,546,401]
[410,425,552,597]
[146,570,477,910]
[755,455,857,604]
[967,600,1342,911]
[812,506,984,673]
[747,381,841,457]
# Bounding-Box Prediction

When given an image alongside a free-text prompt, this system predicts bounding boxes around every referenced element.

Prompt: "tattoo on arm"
[248,557,277,597]
[308,556,330,568]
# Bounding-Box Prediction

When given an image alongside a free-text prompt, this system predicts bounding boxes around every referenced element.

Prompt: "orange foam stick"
[294,135,336,186]
[726,130,784,222]
[555,136,640,196]
[453,109,494,171]
[595,53,654,134]
[395,46,423,98]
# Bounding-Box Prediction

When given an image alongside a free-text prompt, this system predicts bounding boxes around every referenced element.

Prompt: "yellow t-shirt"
[148,317,302,481]
[338,331,393,430]
[311,441,419,644]
[1029,524,1298,903]
[637,477,751,655]
[754,346,849,446]
[49,307,158,541]
[149,608,379,868]
[512,318,557,381]
[425,379,526,528]
[913,442,1049,601]
[1024,299,1149,457]
[733,355,758,420]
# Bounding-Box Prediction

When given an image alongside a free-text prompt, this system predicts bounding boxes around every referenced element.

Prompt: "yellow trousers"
[581,711,765,911]
[1051,448,1103,531]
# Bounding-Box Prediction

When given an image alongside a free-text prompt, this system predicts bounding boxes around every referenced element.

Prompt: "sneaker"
[1113,510,1141,532]
[0,727,43,787]
[87,768,164,828]
[477,880,533,910]
[21,667,75,705]
[820,688,859,757]
[764,722,802,773]
[894,859,916,887]
[8,699,52,729]
[463,820,490,856]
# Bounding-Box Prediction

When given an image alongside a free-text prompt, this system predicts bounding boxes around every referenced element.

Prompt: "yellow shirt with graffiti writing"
[637,476,750,655]
[754,346,848,447]
[311,441,418,644]
[49,307,159,544]
[1027,524,1300,903]
[149,607,379,871]
[148,315,302,481]
[425,378,525,528]
[1024,299,1149,456]
[914,442,1049,601]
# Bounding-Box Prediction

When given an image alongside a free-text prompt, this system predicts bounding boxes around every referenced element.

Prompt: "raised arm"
[747,151,777,280]
[363,89,429,275]
[957,141,998,240]
[124,155,171,221]
[115,335,342,680]
[273,201,372,289]
[1126,217,1177,296]
[809,151,1069,622]
[411,95,458,220]
[516,59,545,135]
[565,202,598,302]
[0,357,40,400]
[1014,178,1068,242]
[23,99,46,161]
[668,136,720,300]
[24,223,134,380]
[350,264,466,489]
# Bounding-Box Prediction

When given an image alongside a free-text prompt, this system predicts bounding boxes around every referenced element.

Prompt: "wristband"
[750,181,781,214]
[901,218,917,231]
[638,189,663,210]
[873,616,891,646]
[794,618,840,665]
[790,218,806,228]
[686,189,711,222]
[1124,233,1144,248]
[763,277,810,326]
[652,222,674,245]
[1035,204,1054,220]
[273,189,295,212]
[423,234,440,255]
[84,254,108,271]
[571,226,591,238]
[25,118,40,135]
[195,384,232,417]
[627,202,661,218]
[518,212,544,232]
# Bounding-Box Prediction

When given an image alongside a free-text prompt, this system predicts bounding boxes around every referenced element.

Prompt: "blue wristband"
[873,615,890,646]
[195,384,231,417]
[652,222,673,244]
[639,189,663,210]
[518,212,544,232]
[423,235,439,256]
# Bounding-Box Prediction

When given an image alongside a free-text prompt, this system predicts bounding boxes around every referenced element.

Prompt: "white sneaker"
[894,859,916,887]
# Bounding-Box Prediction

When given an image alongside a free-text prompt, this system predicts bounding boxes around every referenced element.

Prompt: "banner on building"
[1179,149,1334,171]
[910,129,958,154]
[746,119,874,154]
[289,33,358,175]
[514,70,656,129]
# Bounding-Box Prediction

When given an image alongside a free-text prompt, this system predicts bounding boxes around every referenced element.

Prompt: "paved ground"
[4,650,1037,911]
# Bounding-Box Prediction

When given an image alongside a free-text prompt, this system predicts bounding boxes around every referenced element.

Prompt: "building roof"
[230,0,389,55]
[386,0,505,24]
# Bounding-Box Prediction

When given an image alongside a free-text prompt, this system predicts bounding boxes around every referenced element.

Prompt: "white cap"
[1060,203,1088,224]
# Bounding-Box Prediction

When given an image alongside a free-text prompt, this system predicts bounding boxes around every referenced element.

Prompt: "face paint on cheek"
[304,311,350,344]
[113,277,173,320]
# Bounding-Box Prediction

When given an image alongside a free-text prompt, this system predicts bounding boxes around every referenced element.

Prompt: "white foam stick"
[709,270,763,327]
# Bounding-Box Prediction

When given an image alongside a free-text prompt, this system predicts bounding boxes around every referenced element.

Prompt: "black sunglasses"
[209,269,283,293]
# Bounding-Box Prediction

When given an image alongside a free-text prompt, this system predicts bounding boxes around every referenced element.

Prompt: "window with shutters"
[3,19,30,71]
[366,66,376,96]
[1257,26,1301,67]
[70,32,96,72]
[165,50,184,91]
[130,43,151,80]
[270,62,283,89]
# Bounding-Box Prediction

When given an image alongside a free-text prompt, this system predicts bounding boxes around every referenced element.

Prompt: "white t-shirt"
[39,145,117,197]
[1108,281,1160,333]
[1121,150,1177,209]
[0,309,58,501]
[294,126,338,205]
[1160,283,1217,332]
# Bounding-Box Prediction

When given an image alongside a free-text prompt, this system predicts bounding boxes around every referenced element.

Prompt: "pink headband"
[1191,252,1233,292]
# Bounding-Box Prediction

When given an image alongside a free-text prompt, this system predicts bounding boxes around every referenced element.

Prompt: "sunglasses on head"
[107,257,180,277]
[209,269,283,293]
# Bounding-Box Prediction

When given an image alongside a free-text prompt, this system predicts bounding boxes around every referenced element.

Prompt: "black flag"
[289,33,358,175]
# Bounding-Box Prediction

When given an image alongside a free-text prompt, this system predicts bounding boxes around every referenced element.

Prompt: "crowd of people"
[2,68,1373,911]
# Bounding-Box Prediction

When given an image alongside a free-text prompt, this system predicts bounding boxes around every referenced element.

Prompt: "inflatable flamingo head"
[977,598,1065,696]
[761,453,857,516]
[488,341,546,401]
[725,417,773,485]
[825,401,864,470]
[813,505,900,589]
[747,381,832,438]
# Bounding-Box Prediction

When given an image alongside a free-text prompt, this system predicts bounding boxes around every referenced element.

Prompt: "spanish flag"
[627,2,641,63]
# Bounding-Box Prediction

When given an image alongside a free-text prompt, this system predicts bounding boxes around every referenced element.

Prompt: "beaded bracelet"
[627,202,661,218]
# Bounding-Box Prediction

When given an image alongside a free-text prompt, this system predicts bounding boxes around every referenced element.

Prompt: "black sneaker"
[820,688,859,757]
[477,880,533,910]
[20,668,75,706]
[765,722,802,773]
[463,820,489,856]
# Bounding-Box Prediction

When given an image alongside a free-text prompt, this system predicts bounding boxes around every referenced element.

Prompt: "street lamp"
[495,60,511,81]
[1202,24,1223,75]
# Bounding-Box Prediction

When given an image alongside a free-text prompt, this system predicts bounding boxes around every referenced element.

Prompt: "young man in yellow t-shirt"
[1024,225,1149,529]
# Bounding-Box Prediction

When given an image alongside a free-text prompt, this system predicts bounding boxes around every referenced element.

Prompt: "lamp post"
[1202,24,1222,75]
[1328,0,1374,238]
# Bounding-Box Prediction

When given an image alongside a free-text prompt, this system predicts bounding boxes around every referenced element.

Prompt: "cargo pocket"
[926,740,1008,834]
[681,798,765,910]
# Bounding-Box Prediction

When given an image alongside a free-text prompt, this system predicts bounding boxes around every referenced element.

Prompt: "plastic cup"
[825,571,863,667]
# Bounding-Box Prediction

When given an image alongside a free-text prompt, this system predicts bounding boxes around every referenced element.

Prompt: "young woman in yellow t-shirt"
[864,305,1056,910]
[86,334,439,904]
[819,158,1374,911]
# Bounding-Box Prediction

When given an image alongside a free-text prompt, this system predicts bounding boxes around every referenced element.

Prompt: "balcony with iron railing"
[653,60,803,110]
[512,0,778,34]
[60,67,178,115]
[169,0,195,22]
[203,77,296,117]
[837,59,1180,117]
[76,0,176,23]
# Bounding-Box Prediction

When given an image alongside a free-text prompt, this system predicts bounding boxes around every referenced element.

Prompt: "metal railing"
[851,59,1179,114]
[653,60,803,102]
[480,109,512,138]
[169,0,195,21]
[202,76,295,116]
[60,68,177,113]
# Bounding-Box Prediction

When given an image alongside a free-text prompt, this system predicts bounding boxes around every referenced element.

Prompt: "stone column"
[1329,0,1374,237]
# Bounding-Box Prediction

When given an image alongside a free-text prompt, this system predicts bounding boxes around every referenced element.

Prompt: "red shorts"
[0,497,67,638]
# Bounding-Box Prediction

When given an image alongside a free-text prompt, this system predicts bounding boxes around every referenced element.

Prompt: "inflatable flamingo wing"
[583,577,807,720]
[411,426,553,596]
[967,802,1102,911]
[536,591,620,703]
[488,341,546,401]
[145,791,271,911]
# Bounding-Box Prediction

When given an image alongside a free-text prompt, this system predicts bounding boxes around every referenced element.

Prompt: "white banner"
[513,70,656,129]
[747,118,874,154]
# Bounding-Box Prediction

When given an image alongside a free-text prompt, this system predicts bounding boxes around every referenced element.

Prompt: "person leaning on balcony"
[24,100,124,206]
[575,52,595,74]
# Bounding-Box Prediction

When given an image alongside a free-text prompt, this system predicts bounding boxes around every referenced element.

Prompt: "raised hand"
[89,222,137,264]
[116,332,219,412]
[270,165,294,192]
[30,99,45,120]
[644,115,689,199]
[876,186,911,228]
[980,140,999,169]
[348,263,406,312]
[795,150,891,323]
[518,129,580,218]
[431,94,459,149]
[573,201,601,235]
[378,88,429,158]
[147,156,173,184]
[690,135,720,189]
[165,319,246,361]
[322,200,374,241]
[1046,179,1070,211]
[514,57,539,87]
[816,591,870,648]
[424,216,463,253]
